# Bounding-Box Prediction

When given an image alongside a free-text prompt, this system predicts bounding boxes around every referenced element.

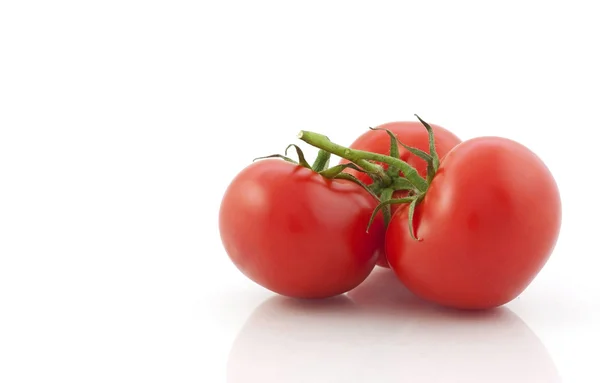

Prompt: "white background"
[1,1,598,382]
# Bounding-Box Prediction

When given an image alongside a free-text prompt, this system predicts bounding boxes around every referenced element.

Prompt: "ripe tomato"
[219,159,385,299]
[341,121,462,267]
[385,137,562,309]
[340,121,462,185]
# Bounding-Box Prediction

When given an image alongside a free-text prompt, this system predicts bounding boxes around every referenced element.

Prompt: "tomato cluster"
[219,116,561,310]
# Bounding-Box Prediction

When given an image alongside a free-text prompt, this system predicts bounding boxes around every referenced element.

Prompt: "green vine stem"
[297,115,443,240]
[379,188,394,225]
[312,150,331,172]
[257,115,440,240]
[297,131,428,192]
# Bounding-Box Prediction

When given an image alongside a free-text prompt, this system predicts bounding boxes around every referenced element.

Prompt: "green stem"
[297,131,391,185]
[379,188,394,226]
[298,131,428,192]
[312,150,331,172]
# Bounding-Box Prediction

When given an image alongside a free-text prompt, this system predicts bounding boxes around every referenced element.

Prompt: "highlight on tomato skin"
[340,121,462,268]
[218,159,386,299]
[384,136,562,310]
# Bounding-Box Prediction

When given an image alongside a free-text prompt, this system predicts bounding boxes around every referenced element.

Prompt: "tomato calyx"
[298,114,442,240]
[253,144,315,169]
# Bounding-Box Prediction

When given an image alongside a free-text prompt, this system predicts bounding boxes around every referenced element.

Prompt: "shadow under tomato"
[227,268,561,383]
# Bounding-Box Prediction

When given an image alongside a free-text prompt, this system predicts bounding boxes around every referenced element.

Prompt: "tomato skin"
[341,121,462,267]
[385,137,562,310]
[219,159,385,299]
[340,121,462,185]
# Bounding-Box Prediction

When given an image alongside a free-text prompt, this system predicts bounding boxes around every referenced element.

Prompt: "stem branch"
[312,150,331,172]
[297,131,391,185]
[298,130,428,192]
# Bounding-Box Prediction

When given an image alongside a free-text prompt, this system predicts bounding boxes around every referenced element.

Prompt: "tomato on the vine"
[385,137,562,309]
[219,114,561,309]
[219,159,385,299]
[340,121,462,267]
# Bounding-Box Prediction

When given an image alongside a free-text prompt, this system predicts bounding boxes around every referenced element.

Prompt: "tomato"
[341,121,462,267]
[340,121,462,185]
[219,159,385,299]
[385,137,562,309]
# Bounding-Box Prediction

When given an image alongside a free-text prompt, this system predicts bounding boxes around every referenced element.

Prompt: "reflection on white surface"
[227,268,561,383]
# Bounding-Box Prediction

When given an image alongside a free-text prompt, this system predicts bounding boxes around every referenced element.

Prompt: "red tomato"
[385,137,562,310]
[219,159,385,299]
[341,121,462,267]
[340,121,462,185]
